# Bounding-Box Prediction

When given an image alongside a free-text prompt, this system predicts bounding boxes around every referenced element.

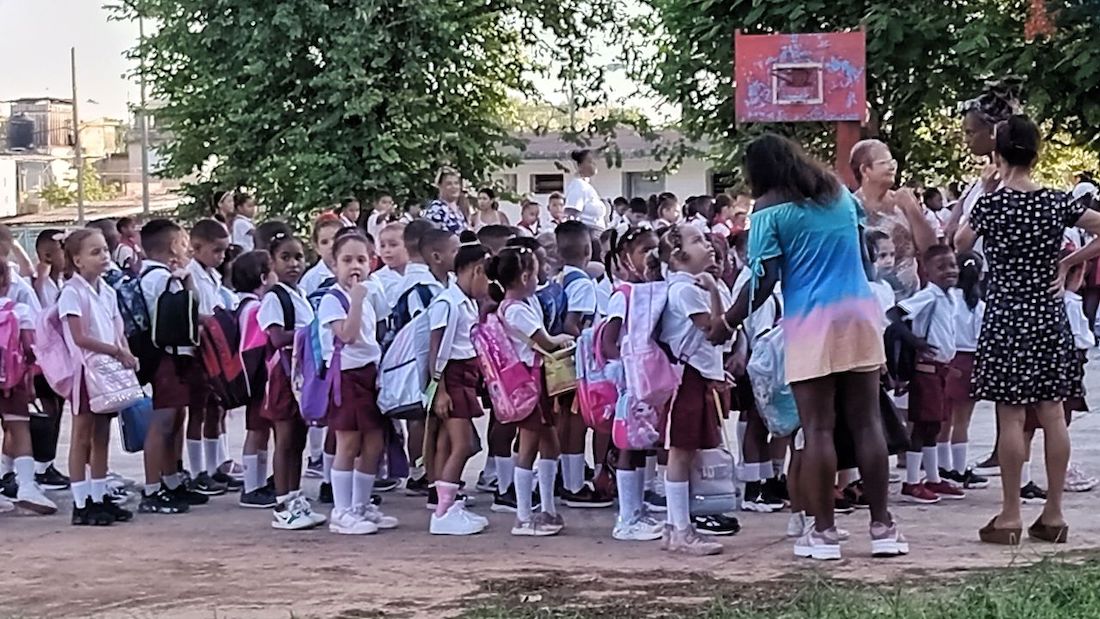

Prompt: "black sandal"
[1028,518,1069,544]
[979,517,1021,546]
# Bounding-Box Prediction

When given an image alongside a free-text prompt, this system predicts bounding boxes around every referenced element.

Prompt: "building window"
[530,173,564,194]
[623,171,665,199]
[710,171,738,196]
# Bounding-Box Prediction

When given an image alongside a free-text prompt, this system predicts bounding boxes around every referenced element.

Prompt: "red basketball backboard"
[735,31,866,124]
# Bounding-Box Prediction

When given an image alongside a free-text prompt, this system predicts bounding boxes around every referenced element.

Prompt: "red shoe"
[924,480,966,500]
[901,482,941,504]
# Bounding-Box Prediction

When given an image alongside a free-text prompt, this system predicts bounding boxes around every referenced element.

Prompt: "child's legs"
[951,400,976,444]
[434,422,452,481]
[1035,401,1070,524]
[333,431,361,471]
[356,428,384,476]
[69,414,95,484]
[439,419,475,484]
[89,416,112,479]
[538,425,561,461]
[243,429,269,456]
[835,370,890,525]
[593,430,611,467]
[791,374,839,531]
[489,418,515,458]
[30,387,63,465]
[203,402,221,440]
[994,404,1026,526]
[742,407,769,468]
[143,408,181,485]
[768,435,789,477]
[2,419,31,458]
[788,447,804,514]
[665,447,693,483]
[272,419,306,496]
[516,428,541,470]
[407,419,425,474]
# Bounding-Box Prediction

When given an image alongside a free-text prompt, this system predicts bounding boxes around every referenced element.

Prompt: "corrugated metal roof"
[0,196,180,226]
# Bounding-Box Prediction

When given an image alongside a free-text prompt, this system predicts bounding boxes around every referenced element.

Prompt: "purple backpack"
[292,289,349,425]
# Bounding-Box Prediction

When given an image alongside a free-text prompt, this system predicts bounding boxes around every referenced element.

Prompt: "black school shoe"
[211,470,243,491]
[100,496,134,522]
[168,483,209,506]
[72,502,115,526]
[35,465,71,491]
[375,478,401,493]
[692,514,741,536]
[190,472,228,496]
[490,486,541,513]
[239,487,277,509]
[139,489,190,514]
[404,475,430,496]
[318,482,333,504]
[561,484,614,509]
[0,472,17,499]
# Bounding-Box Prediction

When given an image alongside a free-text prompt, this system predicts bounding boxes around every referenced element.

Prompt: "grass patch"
[460,557,1100,618]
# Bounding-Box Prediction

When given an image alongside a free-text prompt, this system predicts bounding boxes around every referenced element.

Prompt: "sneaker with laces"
[644,489,667,512]
[239,487,277,509]
[539,511,566,533]
[787,512,809,538]
[692,514,740,536]
[740,482,783,513]
[511,515,560,537]
[957,469,990,489]
[375,478,401,493]
[1020,481,1048,505]
[613,518,664,541]
[491,486,540,513]
[924,479,965,500]
[357,504,398,529]
[794,528,842,560]
[972,454,1000,477]
[901,482,941,504]
[764,476,789,502]
[561,484,614,508]
[107,486,132,504]
[72,502,114,526]
[431,503,486,536]
[189,472,228,496]
[211,470,243,491]
[168,483,209,506]
[476,472,498,493]
[15,483,58,515]
[271,501,315,530]
[405,475,430,496]
[843,480,871,509]
[329,507,378,535]
[1065,463,1099,492]
[0,472,16,499]
[870,520,909,557]
[138,489,189,514]
[294,494,328,526]
[100,496,134,522]
[667,526,724,556]
[305,457,324,479]
[34,464,70,491]
[635,509,666,537]
[318,482,333,504]
[220,460,245,481]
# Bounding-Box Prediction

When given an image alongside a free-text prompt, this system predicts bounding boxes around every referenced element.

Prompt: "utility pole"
[139,17,150,217]
[71,46,84,225]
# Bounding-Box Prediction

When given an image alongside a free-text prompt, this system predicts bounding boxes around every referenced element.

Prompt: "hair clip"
[271,231,288,241]
[503,245,532,255]
[460,240,483,248]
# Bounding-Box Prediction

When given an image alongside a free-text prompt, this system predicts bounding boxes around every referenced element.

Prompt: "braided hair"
[960,77,1023,127]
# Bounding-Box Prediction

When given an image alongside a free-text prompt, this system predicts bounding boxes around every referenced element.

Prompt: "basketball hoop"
[772,63,824,105]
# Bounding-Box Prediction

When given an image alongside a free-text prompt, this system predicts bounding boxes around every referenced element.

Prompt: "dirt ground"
[4,358,1100,619]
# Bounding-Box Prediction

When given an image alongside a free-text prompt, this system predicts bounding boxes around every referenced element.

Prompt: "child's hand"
[1049,263,1068,297]
[551,333,575,349]
[117,349,138,369]
[433,390,452,419]
[693,272,718,292]
[349,278,368,304]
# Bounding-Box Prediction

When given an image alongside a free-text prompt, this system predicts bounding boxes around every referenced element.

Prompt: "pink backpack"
[575,321,619,432]
[619,282,680,409]
[0,301,28,392]
[34,304,77,399]
[472,300,542,424]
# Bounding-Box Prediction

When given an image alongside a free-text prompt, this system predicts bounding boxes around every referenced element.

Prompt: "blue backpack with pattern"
[536,270,589,335]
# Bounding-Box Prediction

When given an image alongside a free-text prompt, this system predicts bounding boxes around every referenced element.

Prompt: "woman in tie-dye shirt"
[722,134,902,561]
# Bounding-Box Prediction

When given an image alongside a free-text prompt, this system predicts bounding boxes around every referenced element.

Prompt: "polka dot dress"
[969,188,1086,405]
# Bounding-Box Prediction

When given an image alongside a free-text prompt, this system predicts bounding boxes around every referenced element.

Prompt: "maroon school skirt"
[660,365,721,451]
[443,358,484,420]
[908,362,952,424]
[327,364,384,433]
[945,352,975,406]
[261,353,299,422]
[70,375,95,417]
[152,355,204,410]
[505,366,557,431]
[0,381,31,420]
[245,393,270,433]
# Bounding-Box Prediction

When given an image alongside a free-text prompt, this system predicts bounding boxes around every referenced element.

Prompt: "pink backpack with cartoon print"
[575,321,619,432]
[619,282,680,409]
[472,300,542,424]
[0,301,28,391]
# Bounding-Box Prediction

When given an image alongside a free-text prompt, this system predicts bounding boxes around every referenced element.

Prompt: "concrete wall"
[0,159,16,218]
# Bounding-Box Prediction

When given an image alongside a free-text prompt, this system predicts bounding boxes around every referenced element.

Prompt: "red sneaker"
[924,480,966,500]
[901,482,941,504]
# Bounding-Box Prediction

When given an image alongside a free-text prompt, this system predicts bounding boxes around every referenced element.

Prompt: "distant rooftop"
[9,97,74,106]
[513,128,703,160]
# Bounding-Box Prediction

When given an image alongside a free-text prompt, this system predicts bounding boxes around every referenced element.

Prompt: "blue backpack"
[536,270,589,336]
[306,276,338,312]
[382,283,436,351]
[112,265,168,385]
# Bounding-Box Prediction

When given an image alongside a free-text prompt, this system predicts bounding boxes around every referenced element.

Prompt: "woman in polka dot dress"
[957,115,1100,546]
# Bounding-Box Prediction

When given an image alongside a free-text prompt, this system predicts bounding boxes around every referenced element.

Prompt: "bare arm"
[600,317,622,360]
[330,286,368,344]
[67,315,124,357]
[896,190,936,254]
[955,222,978,253]
[722,258,781,335]
[428,326,444,379]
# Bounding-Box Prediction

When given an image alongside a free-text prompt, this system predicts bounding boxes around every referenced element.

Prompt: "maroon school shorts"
[245,393,270,433]
[152,355,204,410]
[261,353,300,422]
[70,375,95,417]
[908,362,953,424]
[442,358,485,420]
[327,364,384,433]
[945,352,975,406]
[505,366,557,431]
[659,365,721,451]
[0,380,31,421]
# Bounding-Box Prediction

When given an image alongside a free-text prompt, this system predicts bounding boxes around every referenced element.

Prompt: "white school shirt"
[502,296,544,367]
[898,283,957,364]
[4,276,41,317]
[595,275,612,318]
[186,258,226,316]
[868,280,896,332]
[370,265,404,308]
[563,265,597,318]
[318,283,381,370]
[0,295,34,330]
[57,274,121,350]
[429,283,478,361]
[564,177,607,230]
[688,214,710,233]
[140,259,195,356]
[1064,291,1096,351]
[339,214,357,229]
[606,288,627,322]
[300,260,335,297]
[949,288,984,353]
[35,274,63,308]
[730,267,779,344]
[231,216,256,251]
[237,292,260,333]
[395,263,445,317]
[660,271,724,381]
[258,282,314,332]
[366,212,388,241]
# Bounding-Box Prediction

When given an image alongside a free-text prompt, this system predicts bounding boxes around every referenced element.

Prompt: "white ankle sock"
[71,480,90,509]
[90,478,106,502]
[34,460,50,475]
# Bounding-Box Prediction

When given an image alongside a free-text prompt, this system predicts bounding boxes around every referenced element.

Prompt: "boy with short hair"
[548,192,567,229]
[28,229,69,491]
[476,225,515,256]
[114,217,144,272]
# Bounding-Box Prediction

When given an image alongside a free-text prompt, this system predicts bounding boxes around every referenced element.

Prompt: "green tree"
[109,0,619,222]
[36,161,117,207]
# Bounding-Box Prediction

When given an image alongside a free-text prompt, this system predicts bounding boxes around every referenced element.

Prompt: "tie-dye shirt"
[748,189,886,383]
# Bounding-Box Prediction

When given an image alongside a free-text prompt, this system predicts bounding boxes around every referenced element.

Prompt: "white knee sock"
[243,454,261,493]
[536,459,558,515]
[616,469,641,523]
[331,469,353,512]
[922,446,941,483]
[216,433,228,468]
[644,455,657,489]
[13,456,34,487]
[736,422,747,460]
[0,454,14,476]
[186,439,204,474]
[352,471,375,508]
[203,439,220,475]
[561,454,585,493]
[906,452,922,485]
[666,480,690,530]
[514,467,535,521]
[936,442,951,473]
[951,443,968,474]
[322,453,334,485]
[308,427,325,460]
[496,456,515,494]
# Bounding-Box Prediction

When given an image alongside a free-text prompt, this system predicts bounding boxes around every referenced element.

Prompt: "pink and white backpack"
[472,300,542,424]
[575,320,619,432]
[0,300,28,392]
[619,282,680,409]
[34,304,77,399]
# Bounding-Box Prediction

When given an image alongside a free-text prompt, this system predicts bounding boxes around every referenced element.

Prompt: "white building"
[492,129,723,221]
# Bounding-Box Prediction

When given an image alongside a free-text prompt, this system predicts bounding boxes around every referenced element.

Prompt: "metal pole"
[71,46,85,225]
[139,17,150,217]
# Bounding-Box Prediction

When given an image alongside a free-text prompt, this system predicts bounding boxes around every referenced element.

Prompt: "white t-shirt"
[595,276,612,318]
[606,288,627,321]
[502,296,544,367]
[140,259,195,356]
[898,283,957,364]
[35,275,63,308]
[58,274,120,350]
[660,271,723,380]
[231,216,256,251]
[300,261,335,297]
[563,265,597,318]
[564,177,606,230]
[0,296,34,330]
[1064,291,1095,351]
[318,283,381,371]
[429,284,478,361]
[186,258,226,316]
[923,207,951,240]
[4,276,41,317]
[869,280,896,332]
[258,283,314,331]
[370,265,404,308]
[366,212,389,240]
[395,263,445,318]
[950,288,984,353]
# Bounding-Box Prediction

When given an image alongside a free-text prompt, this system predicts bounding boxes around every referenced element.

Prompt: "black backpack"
[152,275,199,352]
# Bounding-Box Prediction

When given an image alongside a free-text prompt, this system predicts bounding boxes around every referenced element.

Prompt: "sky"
[0,0,141,120]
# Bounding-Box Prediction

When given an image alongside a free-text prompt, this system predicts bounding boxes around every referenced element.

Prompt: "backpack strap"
[270,285,296,332]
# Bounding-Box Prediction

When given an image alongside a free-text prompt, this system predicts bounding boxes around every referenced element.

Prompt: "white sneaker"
[613,518,664,542]
[634,511,666,537]
[794,528,842,561]
[430,503,486,536]
[511,515,560,537]
[464,507,489,529]
[293,493,328,526]
[871,521,909,557]
[0,495,14,513]
[357,504,398,529]
[787,512,808,538]
[271,502,315,530]
[1065,463,1099,492]
[16,483,58,515]
[798,515,850,542]
[329,507,378,535]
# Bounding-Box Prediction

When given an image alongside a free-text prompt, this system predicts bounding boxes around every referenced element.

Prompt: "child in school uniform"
[889,244,964,504]
[336,197,361,229]
[56,228,136,525]
[231,193,258,251]
[654,223,726,556]
[259,231,326,530]
[1059,255,1098,492]
[941,251,991,490]
[27,229,69,491]
[185,219,237,496]
[491,246,575,536]
[371,222,408,306]
[320,232,398,535]
[0,260,56,516]
[428,241,492,535]
[137,219,207,515]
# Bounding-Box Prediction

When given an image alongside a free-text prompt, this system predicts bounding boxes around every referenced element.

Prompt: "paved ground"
[3,357,1100,619]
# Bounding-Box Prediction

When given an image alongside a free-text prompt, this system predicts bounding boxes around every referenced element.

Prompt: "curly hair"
[960,77,1023,127]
